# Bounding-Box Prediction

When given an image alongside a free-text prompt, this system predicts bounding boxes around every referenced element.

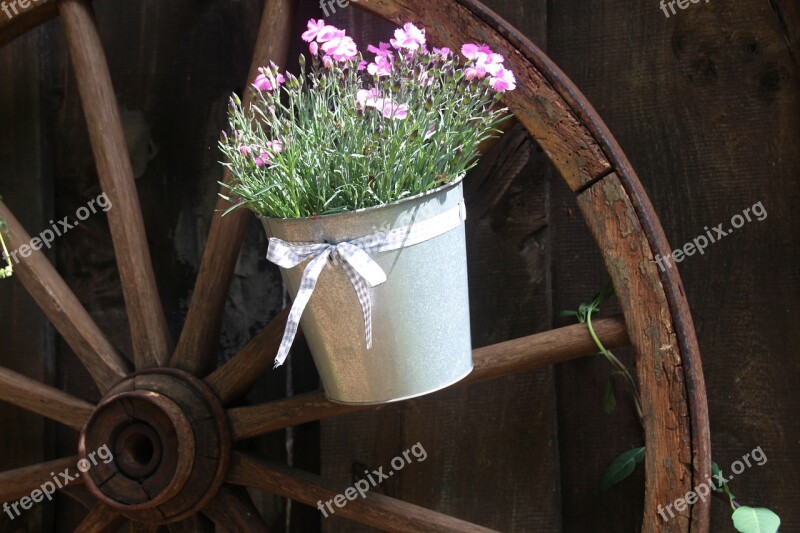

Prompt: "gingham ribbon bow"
[267,202,467,367]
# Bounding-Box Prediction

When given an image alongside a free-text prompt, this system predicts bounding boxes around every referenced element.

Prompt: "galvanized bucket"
[262,179,473,404]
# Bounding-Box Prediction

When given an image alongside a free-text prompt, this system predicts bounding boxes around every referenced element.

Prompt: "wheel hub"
[79,368,230,524]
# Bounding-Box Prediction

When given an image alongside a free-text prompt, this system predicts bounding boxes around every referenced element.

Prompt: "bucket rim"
[259,174,465,224]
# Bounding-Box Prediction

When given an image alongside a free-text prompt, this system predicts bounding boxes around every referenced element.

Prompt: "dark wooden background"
[0,0,797,531]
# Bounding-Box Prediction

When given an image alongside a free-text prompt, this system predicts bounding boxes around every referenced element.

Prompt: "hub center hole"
[124,432,155,466]
[115,423,163,479]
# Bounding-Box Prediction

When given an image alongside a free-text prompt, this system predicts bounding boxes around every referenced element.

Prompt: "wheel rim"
[0,1,710,531]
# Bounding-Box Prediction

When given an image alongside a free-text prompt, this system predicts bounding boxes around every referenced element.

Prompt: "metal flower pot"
[262,179,473,404]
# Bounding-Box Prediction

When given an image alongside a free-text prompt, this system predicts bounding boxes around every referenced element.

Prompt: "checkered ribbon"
[267,202,467,367]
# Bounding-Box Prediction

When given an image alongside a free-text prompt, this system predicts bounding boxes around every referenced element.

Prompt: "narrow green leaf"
[600,446,645,491]
[592,283,615,308]
[559,310,578,318]
[731,506,780,533]
[712,462,728,492]
[603,376,617,414]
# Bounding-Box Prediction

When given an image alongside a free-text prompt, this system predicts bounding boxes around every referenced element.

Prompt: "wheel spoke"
[0,201,130,392]
[228,317,629,440]
[0,366,94,429]
[171,0,295,376]
[0,456,81,502]
[0,0,64,48]
[202,485,270,532]
[73,504,125,533]
[59,0,171,369]
[62,486,96,509]
[205,308,289,405]
[228,452,497,533]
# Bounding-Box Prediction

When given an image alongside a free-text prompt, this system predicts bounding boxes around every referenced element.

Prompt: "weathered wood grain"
[0,0,58,48]
[59,0,172,370]
[204,308,288,404]
[228,317,629,441]
[549,174,646,531]
[73,504,125,533]
[202,486,271,532]
[0,202,130,392]
[0,26,52,533]
[171,0,295,377]
[548,0,798,529]
[0,366,94,429]
[228,452,499,532]
[0,456,82,502]
[576,173,691,532]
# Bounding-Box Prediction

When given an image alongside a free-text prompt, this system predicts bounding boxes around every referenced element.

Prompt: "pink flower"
[318,26,345,43]
[254,151,270,167]
[484,52,505,65]
[357,60,368,71]
[489,67,516,92]
[483,61,504,76]
[461,43,493,61]
[253,67,285,91]
[239,145,251,155]
[464,65,487,80]
[390,22,426,51]
[321,35,358,62]
[266,140,284,153]
[302,19,330,42]
[373,98,409,120]
[479,52,505,76]
[432,47,452,58]
[322,55,334,69]
[418,69,434,86]
[382,101,409,120]
[366,55,392,77]
[367,42,393,58]
[355,88,382,110]
[309,41,319,56]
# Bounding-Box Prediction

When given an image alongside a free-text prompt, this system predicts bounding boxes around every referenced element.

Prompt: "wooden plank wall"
[548,1,800,531]
[0,23,54,533]
[0,0,796,531]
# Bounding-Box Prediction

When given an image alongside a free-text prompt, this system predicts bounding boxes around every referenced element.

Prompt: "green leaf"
[600,446,645,491]
[559,310,579,318]
[603,376,617,414]
[592,283,615,308]
[712,462,729,493]
[731,506,780,533]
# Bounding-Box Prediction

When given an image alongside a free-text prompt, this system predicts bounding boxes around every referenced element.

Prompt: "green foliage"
[220,48,509,219]
[732,506,780,533]
[566,285,781,531]
[561,283,643,420]
[600,446,645,491]
[712,462,732,496]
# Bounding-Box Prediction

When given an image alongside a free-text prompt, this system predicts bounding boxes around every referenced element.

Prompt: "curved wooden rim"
[0,1,710,531]
[454,2,711,530]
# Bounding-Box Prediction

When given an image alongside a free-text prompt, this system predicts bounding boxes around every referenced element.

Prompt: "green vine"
[563,284,780,533]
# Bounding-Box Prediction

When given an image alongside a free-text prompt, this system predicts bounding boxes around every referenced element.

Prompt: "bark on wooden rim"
[0,0,710,531]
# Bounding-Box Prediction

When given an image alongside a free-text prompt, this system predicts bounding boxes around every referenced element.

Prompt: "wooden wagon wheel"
[0,0,712,531]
